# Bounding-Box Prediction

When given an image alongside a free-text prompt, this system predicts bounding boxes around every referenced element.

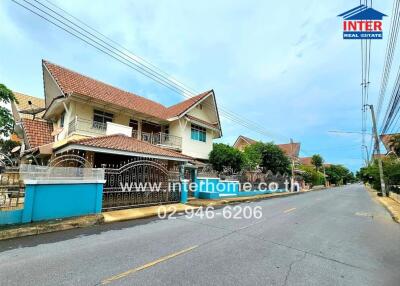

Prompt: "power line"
[377,0,400,122]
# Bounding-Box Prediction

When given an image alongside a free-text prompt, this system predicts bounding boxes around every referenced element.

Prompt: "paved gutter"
[366,185,400,223]
[0,214,103,241]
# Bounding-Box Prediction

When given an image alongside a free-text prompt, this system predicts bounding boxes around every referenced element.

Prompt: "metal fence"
[102,159,181,211]
[0,169,24,210]
[197,165,292,190]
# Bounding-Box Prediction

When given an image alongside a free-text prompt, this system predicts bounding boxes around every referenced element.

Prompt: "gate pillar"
[180,179,189,204]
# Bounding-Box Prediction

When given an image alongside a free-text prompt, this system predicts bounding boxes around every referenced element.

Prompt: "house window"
[60,111,65,128]
[191,124,206,142]
[93,109,113,129]
[196,104,203,110]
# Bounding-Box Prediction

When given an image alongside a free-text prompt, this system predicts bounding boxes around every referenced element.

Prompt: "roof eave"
[55,143,190,162]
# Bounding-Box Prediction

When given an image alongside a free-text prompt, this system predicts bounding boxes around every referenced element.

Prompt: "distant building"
[233,135,300,159]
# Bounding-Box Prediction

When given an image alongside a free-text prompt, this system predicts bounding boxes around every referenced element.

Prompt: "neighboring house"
[276,142,301,159]
[299,157,313,167]
[299,157,330,168]
[380,133,399,155]
[12,60,222,166]
[11,92,53,159]
[233,135,301,159]
[233,135,257,151]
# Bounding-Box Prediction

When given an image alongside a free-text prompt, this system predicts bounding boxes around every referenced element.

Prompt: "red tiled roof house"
[12,60,222,166]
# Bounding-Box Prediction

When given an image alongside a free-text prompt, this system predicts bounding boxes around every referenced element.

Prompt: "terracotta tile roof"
[240,135,258,145]
[185,115,219,129]
[233,135,258,149]
[69,134,192,160]
[277,143,300,158]
[299,157,313,166]
[21,118,53,148]
[373,154,385,159]
[43,60,213,121]
[13,92,45,119]
[380,133,399,152]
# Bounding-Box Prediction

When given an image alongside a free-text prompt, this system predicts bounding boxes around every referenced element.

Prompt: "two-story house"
[12,60,222,167]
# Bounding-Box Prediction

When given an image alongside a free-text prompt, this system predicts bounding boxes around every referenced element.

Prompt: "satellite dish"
[51,127,63,137]
[11,146,21,153]
[19,107,46,115]
[19,99,46,120]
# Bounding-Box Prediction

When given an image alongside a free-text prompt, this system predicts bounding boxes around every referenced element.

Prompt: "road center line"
[101,245,198,285]
[283,207,296,213]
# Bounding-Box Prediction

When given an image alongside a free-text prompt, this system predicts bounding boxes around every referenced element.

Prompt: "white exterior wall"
[169,119,213,160]
[49,96,218,160]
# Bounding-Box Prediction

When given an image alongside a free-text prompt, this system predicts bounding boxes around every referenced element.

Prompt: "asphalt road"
[1,184,400,286]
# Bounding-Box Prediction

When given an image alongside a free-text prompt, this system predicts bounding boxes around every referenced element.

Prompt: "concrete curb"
[0,214,103,241]
[102,204,198,223]
[365,186,400,223]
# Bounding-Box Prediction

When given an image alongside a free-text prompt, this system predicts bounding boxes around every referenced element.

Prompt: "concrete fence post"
[181,179,189,204]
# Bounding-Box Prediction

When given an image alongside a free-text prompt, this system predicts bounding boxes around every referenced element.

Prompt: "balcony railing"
[68,117,107,136]
[68,118,182,150]
[140,131,182,150]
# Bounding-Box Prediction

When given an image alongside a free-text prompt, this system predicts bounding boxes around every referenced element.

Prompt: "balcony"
[68,118,182,150]
[68,117,107,137]
[134,130,182,150]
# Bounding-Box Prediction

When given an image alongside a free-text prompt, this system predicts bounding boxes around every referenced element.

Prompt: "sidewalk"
[188,189,315,207]
[366,186,400,223]
[0,214,102,241]
[103,203,198,223]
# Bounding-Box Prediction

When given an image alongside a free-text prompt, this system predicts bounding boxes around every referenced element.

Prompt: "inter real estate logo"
[338,4,386,40]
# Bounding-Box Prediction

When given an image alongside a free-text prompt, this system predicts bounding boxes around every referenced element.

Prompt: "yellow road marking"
[283,207,296,213]
[101,245,198,285]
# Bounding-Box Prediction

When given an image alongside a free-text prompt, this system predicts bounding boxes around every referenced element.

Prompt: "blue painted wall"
[0,209,23,225]
[195,177,240,198]
[27,183,103,222]
[194,177,287,200]
[0,181,103,225]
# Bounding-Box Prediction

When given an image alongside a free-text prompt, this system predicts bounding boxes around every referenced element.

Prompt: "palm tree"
[311,154,323,171]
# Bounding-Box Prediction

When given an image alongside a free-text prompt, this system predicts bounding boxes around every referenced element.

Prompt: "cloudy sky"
[0,0,395,171]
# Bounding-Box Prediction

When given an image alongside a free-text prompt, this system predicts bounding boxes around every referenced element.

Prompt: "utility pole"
[366,104,387,196]
[362,145,370,166]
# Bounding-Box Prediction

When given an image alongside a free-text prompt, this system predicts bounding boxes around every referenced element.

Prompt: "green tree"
[242,142,264,170]
[209,143,244,172]
[299,165,325,186]
[325,164,353,185]
[0,84,17,137]
[0,139,20,165]
[311,154,323,171]
[260,143,291,174]
[388,134,400,156]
